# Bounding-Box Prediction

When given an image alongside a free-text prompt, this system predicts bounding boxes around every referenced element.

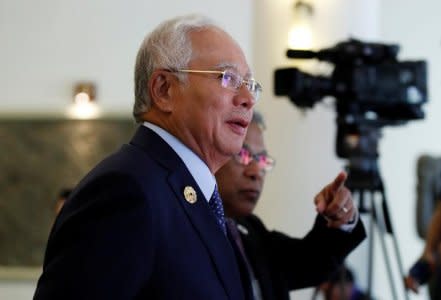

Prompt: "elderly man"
[34,14,259,300]
[215,111,366,300]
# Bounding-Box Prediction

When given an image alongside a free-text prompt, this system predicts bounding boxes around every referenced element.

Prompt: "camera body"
[275,39,427,152]
[275,38,427,123]
[274,38,428,189]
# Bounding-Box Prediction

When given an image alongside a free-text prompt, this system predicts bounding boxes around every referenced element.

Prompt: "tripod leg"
[365,191,375,298]
[367,210,375,298]
[376,190,410,300]
[371,191,400,299]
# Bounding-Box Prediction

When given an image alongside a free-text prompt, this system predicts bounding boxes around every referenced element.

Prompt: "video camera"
[274,38,428,189]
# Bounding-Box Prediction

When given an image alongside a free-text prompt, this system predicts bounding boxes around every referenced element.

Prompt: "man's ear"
[149,70,176,112]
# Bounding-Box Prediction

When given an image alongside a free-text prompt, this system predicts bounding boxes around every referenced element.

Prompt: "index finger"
[330,171,347,192]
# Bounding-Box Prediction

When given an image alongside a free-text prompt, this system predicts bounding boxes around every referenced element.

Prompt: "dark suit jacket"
[34,126,247,300]
[235,214,366,300]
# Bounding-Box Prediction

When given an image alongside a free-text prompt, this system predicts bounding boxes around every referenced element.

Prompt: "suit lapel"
[130,126,245,299]
[239,220,274,300]
[168,170,245,299]
[226,224,255,300]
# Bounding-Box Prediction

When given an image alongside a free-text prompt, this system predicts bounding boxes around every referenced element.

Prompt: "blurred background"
[0,0,440,299]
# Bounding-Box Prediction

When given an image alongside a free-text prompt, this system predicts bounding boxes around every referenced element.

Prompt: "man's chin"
[239,203,256,217]
[221,134,245,154]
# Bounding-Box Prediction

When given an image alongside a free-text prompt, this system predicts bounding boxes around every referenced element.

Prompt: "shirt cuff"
[338,210,359,232]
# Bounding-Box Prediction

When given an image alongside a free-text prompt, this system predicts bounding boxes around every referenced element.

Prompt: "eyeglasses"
[176,69,262,101]
[233,147,275,172]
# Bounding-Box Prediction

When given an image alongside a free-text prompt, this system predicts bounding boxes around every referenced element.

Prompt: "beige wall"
[0,0,253,115]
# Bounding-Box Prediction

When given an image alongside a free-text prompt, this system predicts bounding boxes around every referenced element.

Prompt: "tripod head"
[345,157,383,192]
[338,122,393,233]
[337,122,384,192]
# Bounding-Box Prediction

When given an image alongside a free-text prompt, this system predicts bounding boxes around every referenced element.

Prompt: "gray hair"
[133,14,219,122]
[252,110,266,131]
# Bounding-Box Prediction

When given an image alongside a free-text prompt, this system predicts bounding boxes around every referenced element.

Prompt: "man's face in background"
[216,122,267,218]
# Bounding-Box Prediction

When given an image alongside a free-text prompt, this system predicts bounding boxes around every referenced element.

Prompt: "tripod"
[346,158,409,300]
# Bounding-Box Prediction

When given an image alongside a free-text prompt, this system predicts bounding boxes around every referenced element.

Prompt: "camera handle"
[346,163,410,300]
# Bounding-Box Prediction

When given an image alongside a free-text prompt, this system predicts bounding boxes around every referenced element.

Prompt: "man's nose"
[244,160,265,181]
[234,85,255,108]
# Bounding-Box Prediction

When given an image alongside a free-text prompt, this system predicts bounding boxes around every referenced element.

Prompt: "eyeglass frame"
[233,146,275,172]
[173,69,262,101]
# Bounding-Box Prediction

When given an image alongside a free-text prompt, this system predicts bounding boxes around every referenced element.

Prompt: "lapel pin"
[183,186,197,204]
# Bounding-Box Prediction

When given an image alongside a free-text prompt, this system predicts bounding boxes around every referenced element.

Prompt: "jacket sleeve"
[33,173,156,300]
[245,214,366,290]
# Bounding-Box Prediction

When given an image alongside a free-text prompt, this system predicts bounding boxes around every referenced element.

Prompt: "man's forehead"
[242,143,266,154]
[190,29,250,74]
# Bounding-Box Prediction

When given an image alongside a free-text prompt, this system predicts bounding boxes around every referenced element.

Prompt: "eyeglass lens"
[221,71,261,100]
[236,148,274,171]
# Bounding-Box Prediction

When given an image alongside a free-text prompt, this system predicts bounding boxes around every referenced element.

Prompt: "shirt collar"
[143,122,216,202]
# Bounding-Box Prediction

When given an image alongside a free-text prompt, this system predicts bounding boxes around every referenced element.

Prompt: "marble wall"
[0,119,135,267]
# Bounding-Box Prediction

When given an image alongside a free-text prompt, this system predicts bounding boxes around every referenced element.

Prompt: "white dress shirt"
[143,122,216,202]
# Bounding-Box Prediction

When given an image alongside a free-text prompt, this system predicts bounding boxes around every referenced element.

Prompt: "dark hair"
[252,110,266,130]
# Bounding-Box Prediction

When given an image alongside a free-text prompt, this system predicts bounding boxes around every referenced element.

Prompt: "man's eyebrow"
[215,62,252,78]
[215,62,238,70]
